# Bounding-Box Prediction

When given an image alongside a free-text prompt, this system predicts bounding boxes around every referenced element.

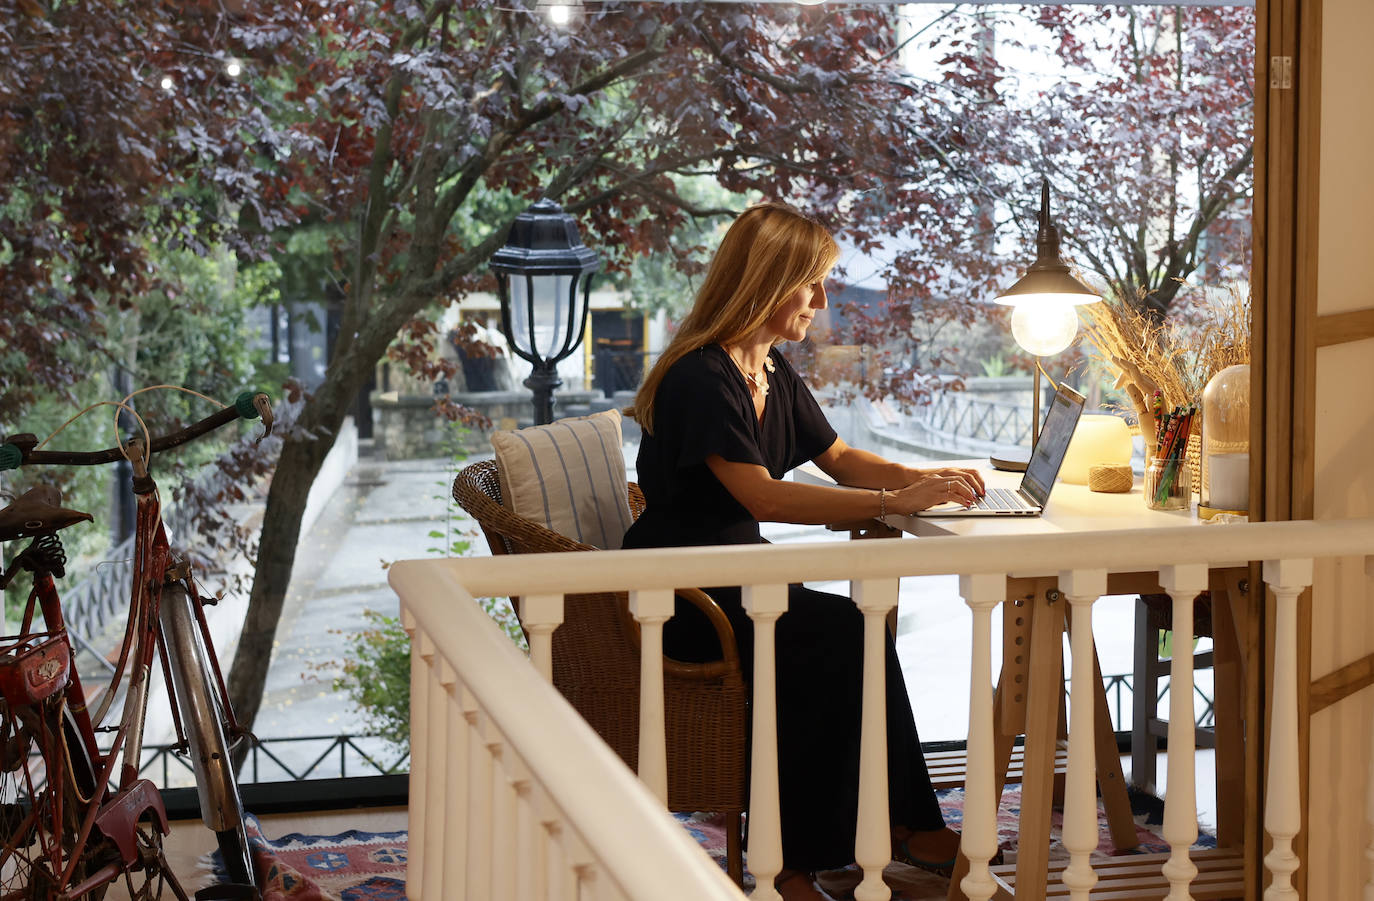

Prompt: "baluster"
[404,613,430,899]
[524,593,565,683]
[958,573,1007,901]
[629,588,675,803]
[513,760,542,901]
[545,818,570,901]
[743,582,789,901]
[853,577,898,901]
[444,672,469,893]
[490,733,518,900]
[565,831,594,901]
[578,863,610,901]
[1060,569,1106,901]
[1160,564,1209,900]
[422,658,453,901]
[465,693,493,900]
[1262,558,1313,901]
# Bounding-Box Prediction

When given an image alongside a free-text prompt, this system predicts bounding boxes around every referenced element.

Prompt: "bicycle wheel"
[0,696,109,901]
[158,583,257,892]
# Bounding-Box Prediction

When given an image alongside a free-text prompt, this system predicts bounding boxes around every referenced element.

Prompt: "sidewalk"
[251,447,463,744]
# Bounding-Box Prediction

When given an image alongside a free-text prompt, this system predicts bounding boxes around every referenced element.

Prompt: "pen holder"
[1145,458,1192,511]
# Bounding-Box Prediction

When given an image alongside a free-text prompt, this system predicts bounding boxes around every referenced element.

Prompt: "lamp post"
[490,199,601,426]
[991,178,1100,471]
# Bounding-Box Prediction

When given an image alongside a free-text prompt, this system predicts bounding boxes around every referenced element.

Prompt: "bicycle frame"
[8,466,201,898]
[1,392,271,899]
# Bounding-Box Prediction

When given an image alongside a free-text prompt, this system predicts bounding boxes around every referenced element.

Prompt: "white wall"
[1307,1,1374,896]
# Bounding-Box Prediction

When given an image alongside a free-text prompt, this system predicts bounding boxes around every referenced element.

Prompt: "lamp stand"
[988,360,1041,473]
[524,360,563,426]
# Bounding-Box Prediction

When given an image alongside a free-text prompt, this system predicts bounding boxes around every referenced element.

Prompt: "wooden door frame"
[1251,0,1320,896]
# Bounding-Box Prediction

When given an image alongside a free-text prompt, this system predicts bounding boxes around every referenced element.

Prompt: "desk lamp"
[990,178,1101,471]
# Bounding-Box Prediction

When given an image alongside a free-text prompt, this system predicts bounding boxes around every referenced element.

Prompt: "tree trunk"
[227,384,350,766]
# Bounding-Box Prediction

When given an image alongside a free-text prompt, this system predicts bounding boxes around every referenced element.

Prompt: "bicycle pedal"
[195,884,258,901]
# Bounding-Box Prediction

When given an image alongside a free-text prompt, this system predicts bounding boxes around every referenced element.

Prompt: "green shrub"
[335,610,412,752]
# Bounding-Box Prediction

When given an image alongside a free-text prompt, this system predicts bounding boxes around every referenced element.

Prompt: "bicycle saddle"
[0,485,93,543]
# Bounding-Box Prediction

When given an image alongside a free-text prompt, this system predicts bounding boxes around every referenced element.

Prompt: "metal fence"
[137,733,409,789]
[908,390,1033,446]
[130,669,1213,790]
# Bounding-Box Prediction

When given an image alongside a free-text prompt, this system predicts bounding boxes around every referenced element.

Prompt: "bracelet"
[878,488,888,519]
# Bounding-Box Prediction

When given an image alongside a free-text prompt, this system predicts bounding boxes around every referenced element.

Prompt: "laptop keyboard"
[973,487,1036,512]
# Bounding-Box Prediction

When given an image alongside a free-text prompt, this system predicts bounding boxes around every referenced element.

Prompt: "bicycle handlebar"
[0,391,274,471]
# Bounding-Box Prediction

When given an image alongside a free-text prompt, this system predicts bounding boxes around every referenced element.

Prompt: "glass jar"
[1145,457,1192,511]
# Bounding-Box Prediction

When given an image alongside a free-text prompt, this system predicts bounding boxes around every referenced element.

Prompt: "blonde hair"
[629,202,839,435]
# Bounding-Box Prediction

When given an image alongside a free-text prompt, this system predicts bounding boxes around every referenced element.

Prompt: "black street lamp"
[490,199,601,425]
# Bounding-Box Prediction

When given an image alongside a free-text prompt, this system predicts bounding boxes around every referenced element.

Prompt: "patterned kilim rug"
[210,785,1212,900]
[686,784,1216,899]
[207,815,408,901]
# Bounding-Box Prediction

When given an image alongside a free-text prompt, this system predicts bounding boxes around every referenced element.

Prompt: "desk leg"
[1211,569,1248,848]
[1091,640,1137,850]
[1013,579,1063,901]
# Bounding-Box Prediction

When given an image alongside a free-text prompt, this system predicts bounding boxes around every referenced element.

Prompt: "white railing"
[391,564,743,901]
[390,517,1374,901]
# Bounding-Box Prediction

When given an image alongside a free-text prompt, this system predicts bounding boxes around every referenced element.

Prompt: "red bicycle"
[0,390,272,900]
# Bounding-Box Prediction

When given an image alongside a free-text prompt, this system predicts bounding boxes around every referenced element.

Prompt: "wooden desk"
[797,463,1251,900]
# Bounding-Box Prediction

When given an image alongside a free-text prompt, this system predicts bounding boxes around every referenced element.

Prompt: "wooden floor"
[104,806,408,900]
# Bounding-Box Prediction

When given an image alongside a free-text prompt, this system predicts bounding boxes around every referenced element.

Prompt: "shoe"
[775,869,844,901]
[891,840,958,878]
[892,836,1006,877]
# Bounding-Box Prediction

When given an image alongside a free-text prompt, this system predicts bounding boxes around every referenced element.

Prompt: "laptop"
[917,383,1086,517]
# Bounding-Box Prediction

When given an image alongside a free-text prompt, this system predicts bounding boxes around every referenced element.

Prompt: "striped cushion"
[489,409,633,550]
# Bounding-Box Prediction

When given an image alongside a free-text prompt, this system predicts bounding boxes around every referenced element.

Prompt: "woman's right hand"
[890,469,981,513]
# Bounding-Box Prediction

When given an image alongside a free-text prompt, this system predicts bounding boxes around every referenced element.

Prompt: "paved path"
[245,450,466,778]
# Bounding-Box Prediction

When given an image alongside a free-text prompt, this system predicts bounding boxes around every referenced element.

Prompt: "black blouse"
[623,344,837,549]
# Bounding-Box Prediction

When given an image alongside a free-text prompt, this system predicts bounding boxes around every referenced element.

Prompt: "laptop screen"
[1021,384,1086,505]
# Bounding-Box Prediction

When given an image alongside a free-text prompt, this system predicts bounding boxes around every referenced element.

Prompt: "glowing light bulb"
[1010,300,1079,356]
[226,60,242,78]
[160,75,175,92]
[548,4,570,24]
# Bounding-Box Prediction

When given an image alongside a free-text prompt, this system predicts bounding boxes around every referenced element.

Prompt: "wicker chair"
[452,459,748,885]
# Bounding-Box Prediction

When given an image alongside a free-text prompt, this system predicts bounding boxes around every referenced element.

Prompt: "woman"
[624,202,985,901]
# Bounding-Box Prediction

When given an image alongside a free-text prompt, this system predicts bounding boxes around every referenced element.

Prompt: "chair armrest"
[663,587,742,681]
[619,585,743,681]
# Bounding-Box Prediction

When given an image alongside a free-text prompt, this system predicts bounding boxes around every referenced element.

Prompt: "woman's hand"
[889,467,984,513]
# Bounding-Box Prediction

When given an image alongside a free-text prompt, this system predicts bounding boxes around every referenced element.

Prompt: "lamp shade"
[1200,363,1250,516]
[490,199,600,367]
[996,179,1100,306]
[1059,414,1134,485]
[489,198,600,425]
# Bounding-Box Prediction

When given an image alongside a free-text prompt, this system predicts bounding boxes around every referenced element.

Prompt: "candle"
[1207,452,1249,511]
[1060,414,1134,485]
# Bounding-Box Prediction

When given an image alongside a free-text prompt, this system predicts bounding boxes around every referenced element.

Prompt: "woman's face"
[765,275,829,343]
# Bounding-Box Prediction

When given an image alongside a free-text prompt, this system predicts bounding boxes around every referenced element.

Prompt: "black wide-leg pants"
[666,584,947,872]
